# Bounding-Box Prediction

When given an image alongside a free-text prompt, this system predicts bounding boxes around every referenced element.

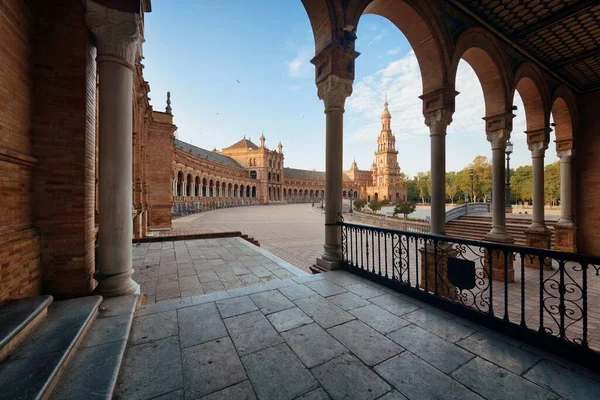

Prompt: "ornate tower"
[366,96,406,202]
[260,132,266,148]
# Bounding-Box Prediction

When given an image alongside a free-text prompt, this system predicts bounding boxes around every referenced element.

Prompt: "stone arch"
[240,184,245,198]
[186,173,192,196]
[513,63,550,131]
[294,189,298,198]
[228,182,233,197]
[359,0,451,93]
[234,184,239,197]
[550,86,577,147]
[450,28,512,117]
[195,176,201,196]
[246,186,250,197]
[252,186,257,198]
[176,171,184,197]
[209,179,214,197]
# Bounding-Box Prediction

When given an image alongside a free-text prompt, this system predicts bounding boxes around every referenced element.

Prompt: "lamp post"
[505,140,513,213]
[469,169,475,202]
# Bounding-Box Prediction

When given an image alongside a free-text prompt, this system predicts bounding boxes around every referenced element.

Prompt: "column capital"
[84,0,143,69]
[424,109,453,136]
[317,75,353,112]
[419,87,459,115]
[528,140,548,158]
[486,129,511,150]
[555,138,573,153]
[557,148,574,160]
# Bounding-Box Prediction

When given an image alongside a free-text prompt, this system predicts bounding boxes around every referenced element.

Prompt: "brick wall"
[576,89,600,256]
[147,111,175,229]
[31,0,96,297]
[0,0,41,301]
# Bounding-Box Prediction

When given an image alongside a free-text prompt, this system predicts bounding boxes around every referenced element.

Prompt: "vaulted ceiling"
[451,0,600,92]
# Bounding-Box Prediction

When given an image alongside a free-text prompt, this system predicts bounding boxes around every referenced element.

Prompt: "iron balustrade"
[444,202,491,223]
[339,221,600,370]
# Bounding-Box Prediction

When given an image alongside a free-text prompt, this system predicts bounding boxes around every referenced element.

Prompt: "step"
[0,295,53,362]
[0,296,103,400]
[50,294,139,400]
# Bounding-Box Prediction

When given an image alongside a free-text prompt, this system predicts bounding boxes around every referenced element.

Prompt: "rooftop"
[175,139,243,169]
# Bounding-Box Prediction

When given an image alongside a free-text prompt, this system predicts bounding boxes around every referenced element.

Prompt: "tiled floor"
[117,269,600,400]
[132,237,309,304]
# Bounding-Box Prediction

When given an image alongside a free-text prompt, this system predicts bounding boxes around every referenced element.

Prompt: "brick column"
[85,0,141,296]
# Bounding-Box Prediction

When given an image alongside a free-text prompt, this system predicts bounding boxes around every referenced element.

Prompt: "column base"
[525,229,553,270]
[554,224,577,253]
[483,248,514,282]
[311,257,340,274]
[95,269,139,297]
[418,246,458,300]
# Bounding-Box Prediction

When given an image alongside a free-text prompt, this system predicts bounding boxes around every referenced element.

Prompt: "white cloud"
[289,84,302,91]
[286,46,313,79]
[387,48,400,55]
[346,51,519,143]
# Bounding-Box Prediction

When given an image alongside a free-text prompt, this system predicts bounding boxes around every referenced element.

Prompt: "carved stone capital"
[317,75,353,112]
[85,0,142,69]
[557,148,573,161]
[424,109,453,136]
[486,129,511,150]
[528,140,548,158]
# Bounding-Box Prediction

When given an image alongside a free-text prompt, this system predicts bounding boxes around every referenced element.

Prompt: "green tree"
[393,200,417,219]
[369,200,383,214]
[353,198,366,211]
[544,161,561,207]
[445,171,462,203]
[510,165,532,203]
[465,156,492,202]
[416,172,430,204]
[406,177,419,202]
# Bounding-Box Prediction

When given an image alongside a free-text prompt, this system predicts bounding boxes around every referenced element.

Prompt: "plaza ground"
[165,204,326,273]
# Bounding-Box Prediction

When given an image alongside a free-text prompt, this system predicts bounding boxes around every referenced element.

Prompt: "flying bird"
[236,79,241,84]
[216,112,220,115]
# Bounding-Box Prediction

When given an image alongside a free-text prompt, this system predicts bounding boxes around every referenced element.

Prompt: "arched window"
[250,170,257,179]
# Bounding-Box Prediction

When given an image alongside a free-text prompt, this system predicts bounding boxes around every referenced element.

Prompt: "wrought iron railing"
[340,221,600,369]
[445,202,491,223]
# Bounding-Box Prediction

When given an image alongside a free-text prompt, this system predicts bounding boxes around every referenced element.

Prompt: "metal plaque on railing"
[447,257,476,290]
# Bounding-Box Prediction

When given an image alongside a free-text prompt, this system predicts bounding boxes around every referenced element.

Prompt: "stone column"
[555,149,577,252]
[425,109,452,235]
[558,150,573,226]
[525,136,552,268]
[486,129,513,243]
[314,75,352,272]
[85,0,141,296]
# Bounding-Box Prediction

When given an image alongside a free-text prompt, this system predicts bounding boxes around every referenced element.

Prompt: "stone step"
[0,296,103,400]
[50,294,139,400]
[0,295,53,362]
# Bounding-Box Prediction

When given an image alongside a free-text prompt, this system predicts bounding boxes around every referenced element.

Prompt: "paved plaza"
[118,269,600,400]
[165,204,326,272]
[133,237,309,305]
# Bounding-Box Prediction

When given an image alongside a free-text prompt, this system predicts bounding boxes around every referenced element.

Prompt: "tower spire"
[166,91,172,114]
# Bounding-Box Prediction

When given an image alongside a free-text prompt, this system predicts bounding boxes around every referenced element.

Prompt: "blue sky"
[142,0,558,177]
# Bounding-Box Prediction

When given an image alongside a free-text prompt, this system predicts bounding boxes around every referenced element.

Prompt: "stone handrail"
[444,203,491,223]
[346,212,431,233]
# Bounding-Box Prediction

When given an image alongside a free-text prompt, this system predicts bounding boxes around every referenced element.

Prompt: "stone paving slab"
[121,269,600,400]
[133,237,307,305]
